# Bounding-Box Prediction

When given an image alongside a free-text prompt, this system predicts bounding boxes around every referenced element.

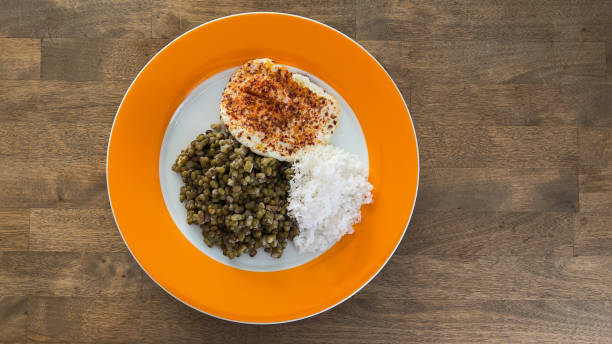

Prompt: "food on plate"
[220,58,339,161]
[173,58,373,259]
[172,123,299,259]
[288,145,373,252]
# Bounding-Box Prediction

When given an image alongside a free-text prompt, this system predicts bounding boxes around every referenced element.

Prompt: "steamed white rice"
[288,145,373,252]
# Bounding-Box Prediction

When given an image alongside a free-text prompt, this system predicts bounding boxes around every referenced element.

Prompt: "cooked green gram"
[172,123,299,259]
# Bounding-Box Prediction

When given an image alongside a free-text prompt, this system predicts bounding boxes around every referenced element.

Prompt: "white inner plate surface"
[159,65,368,272]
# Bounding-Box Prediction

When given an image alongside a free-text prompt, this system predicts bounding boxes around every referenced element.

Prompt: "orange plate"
[107,13,419,323]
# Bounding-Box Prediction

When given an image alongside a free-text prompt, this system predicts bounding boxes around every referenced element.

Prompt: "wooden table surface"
[1,1,611,343]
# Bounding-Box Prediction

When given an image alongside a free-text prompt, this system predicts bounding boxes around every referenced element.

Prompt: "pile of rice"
[288,145,373,252]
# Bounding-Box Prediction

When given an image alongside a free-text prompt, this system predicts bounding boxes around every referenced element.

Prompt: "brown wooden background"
[1,1,611,343]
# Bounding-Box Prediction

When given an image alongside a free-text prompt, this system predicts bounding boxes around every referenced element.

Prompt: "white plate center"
[159,65,368,272]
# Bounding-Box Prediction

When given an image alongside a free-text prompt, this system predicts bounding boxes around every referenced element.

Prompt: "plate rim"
[106,12,420,324]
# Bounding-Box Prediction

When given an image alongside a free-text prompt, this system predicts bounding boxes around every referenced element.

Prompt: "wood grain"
[580,127,612,169]
[152,0,182,39]
[360,255,612,300]
[576,84,612,127]
[418,126,577,168]
[575,214,612,256]
[362,40,560,87]
[0,297,27,343]
[0,81,127,209]
[1,1,611,342]
[402,211,573,256]
[553,42,607,84]
[24,296,612,344]
[38,81,129,117]
[417,168,578,212]
[410,84,580,126]
[264,0,356,38]
[361,40,606,87]
[357,0,612,42]
[29,209,125,252]
[0,0,152,39]
[579,168,612,213]
[467,0,612,42]
[41,38,168,81]
[0,252,142,297]
[0,209,29,251]
[276,297,612,344]
[606,39,612,84]
[34,81,125,161]
[0,81,37,158]
[27,296,255,344]
[153,0,356,39]
[20,81,123,207]
[356,0,469,42]
[0,155,108,208]
[0,39,40,80]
